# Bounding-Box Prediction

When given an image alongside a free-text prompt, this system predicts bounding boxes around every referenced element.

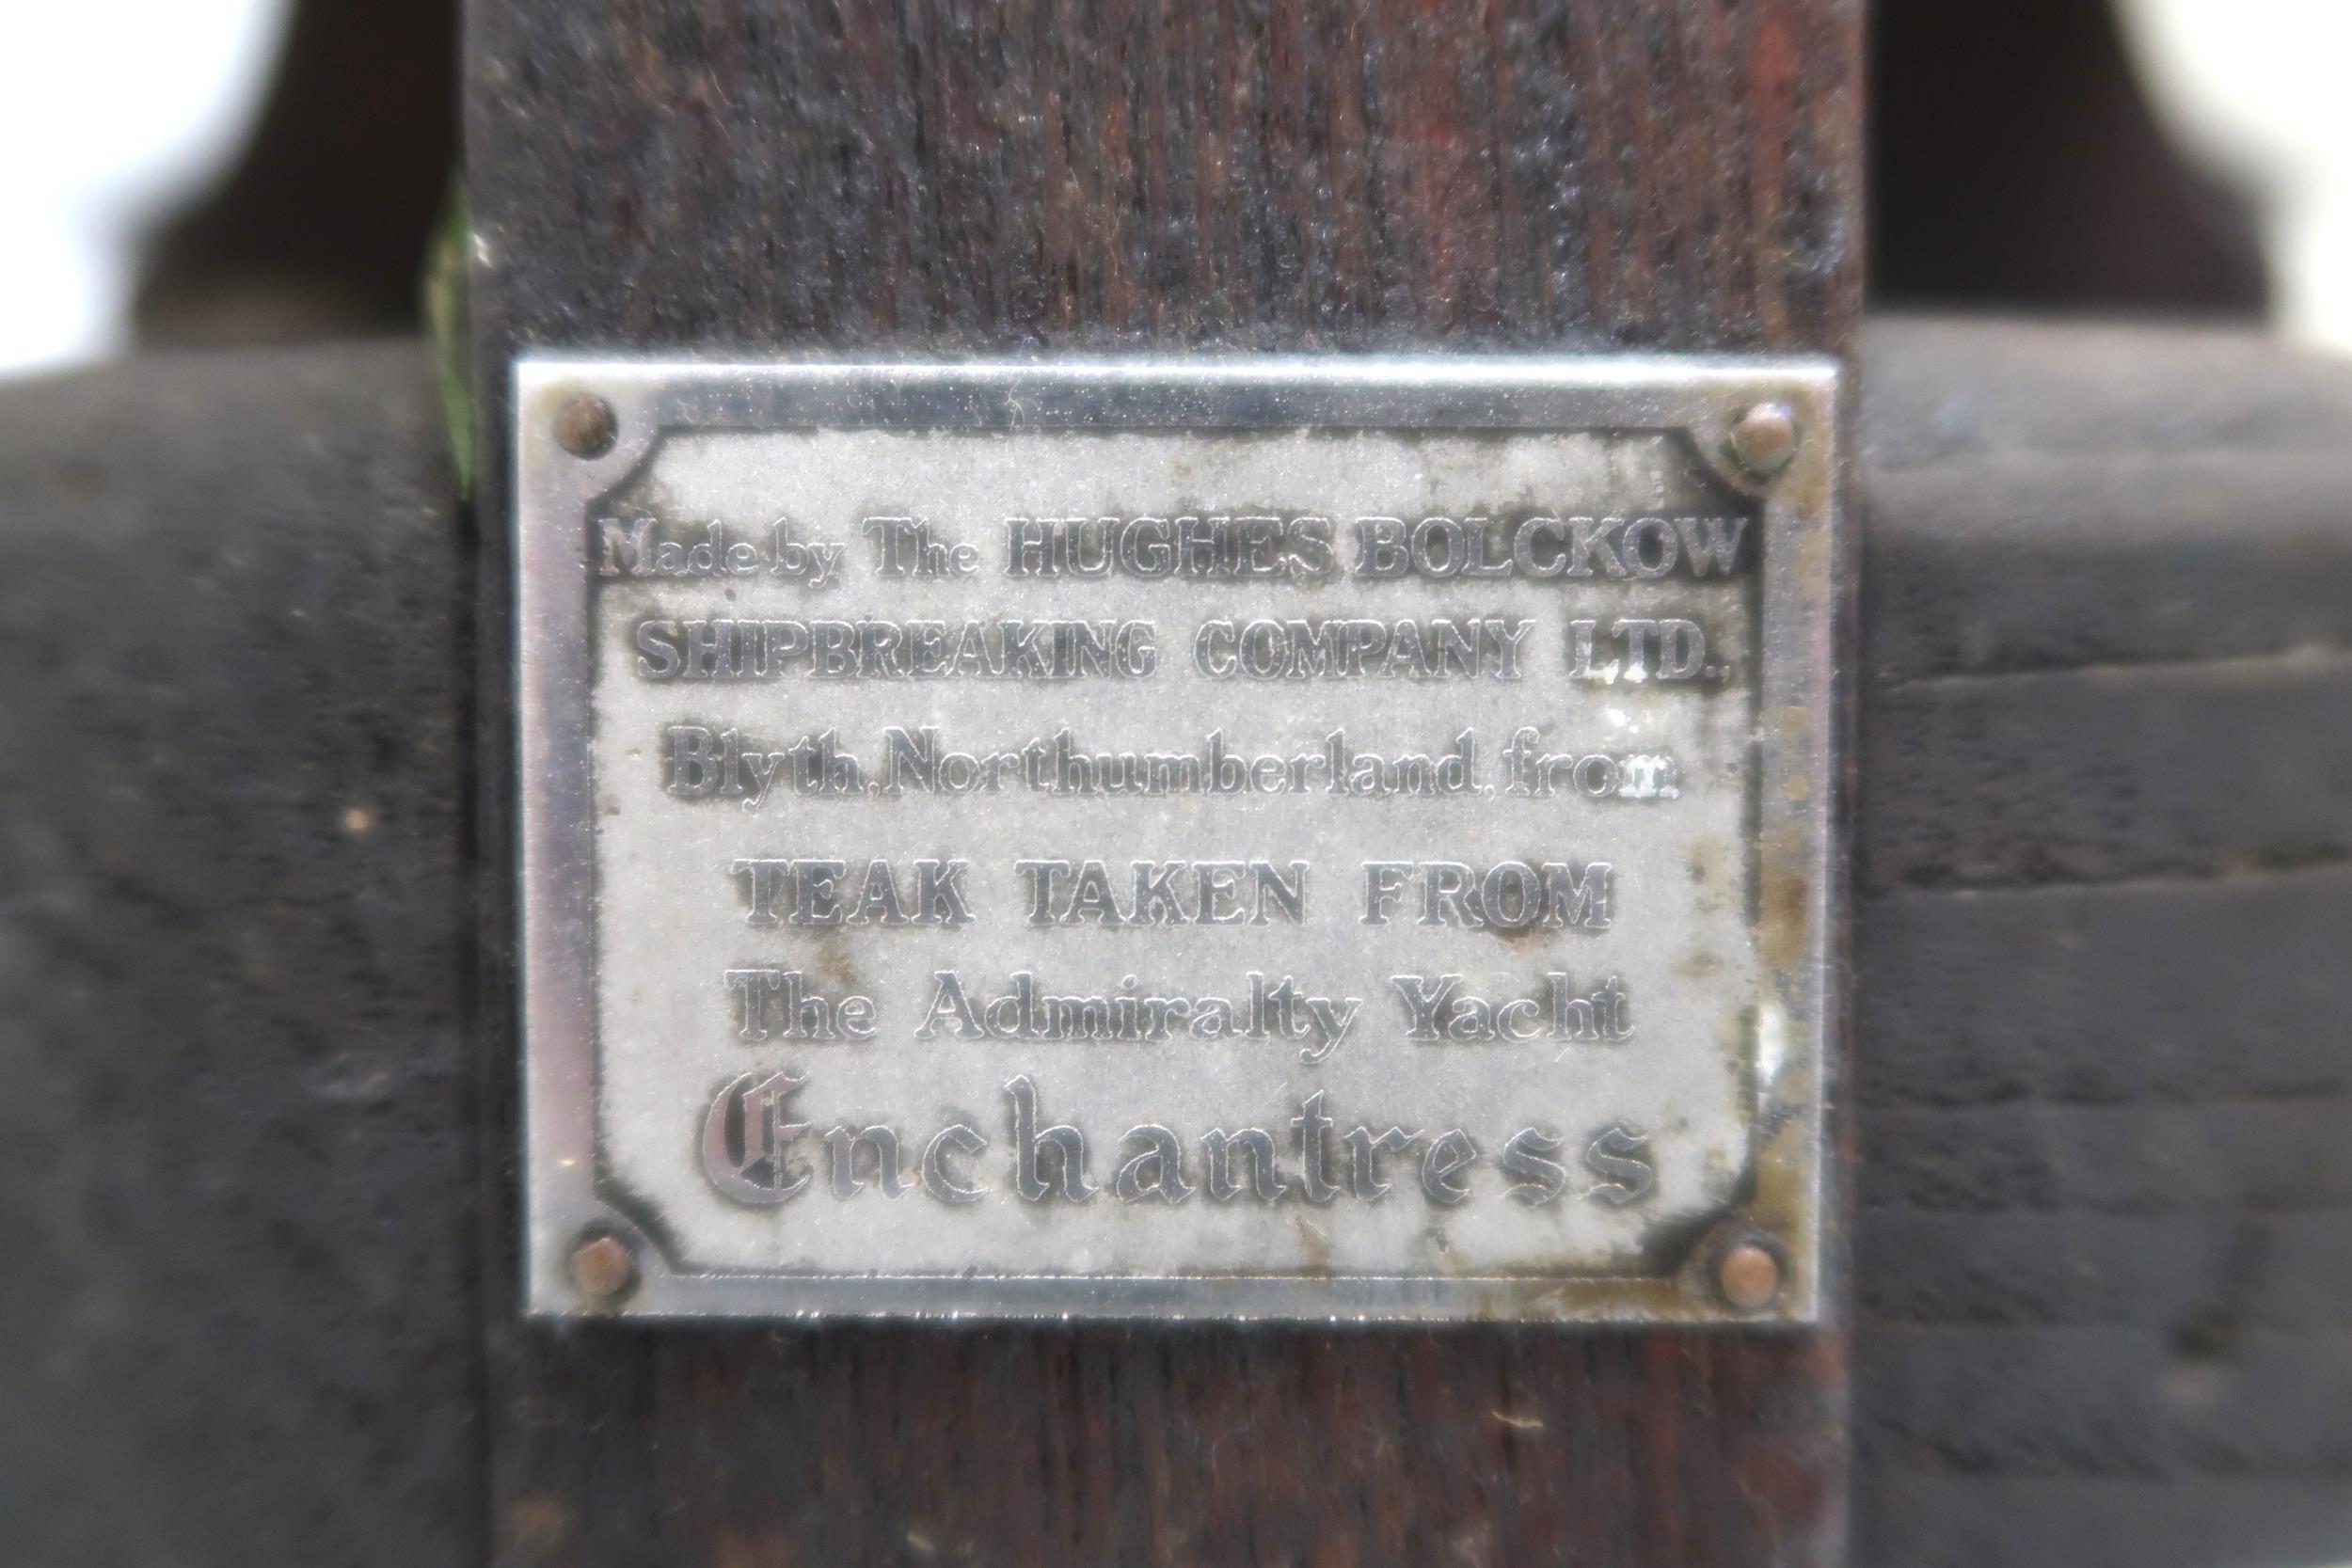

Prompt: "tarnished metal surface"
[513,357,1839,1323]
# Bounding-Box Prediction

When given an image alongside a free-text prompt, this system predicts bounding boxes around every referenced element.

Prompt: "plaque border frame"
[514,356,1841,1325]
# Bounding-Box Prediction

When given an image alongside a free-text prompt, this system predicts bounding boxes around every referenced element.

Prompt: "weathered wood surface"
[5,321,2350,1565]
[0,346,481,1565]
[1851,320,2352,1568]
[461,3,1863,1565]
[467,0,1864,356]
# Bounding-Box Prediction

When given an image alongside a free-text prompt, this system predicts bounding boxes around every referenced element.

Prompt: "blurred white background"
[0,0,289,376]
[2129,0,2352,349]
[1,0,2350,377]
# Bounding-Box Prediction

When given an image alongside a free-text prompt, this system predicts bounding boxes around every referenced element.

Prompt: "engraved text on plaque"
[515,359,1839,1323]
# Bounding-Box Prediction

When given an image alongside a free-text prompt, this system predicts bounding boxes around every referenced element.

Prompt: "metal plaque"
[515,356,1840,1323]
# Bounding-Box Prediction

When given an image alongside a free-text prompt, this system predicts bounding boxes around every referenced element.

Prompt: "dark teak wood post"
[465,4,1863,1562]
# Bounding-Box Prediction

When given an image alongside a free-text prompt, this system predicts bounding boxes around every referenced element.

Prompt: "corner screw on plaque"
[1715,1241,1784,1311]
[1728,401,1799,477]
[553,392,617,458]
[570,1231,636,1303]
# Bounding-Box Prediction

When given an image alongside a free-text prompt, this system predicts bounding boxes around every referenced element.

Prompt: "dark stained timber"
[468,0,1864,357]
[465,1,1863,1563]
[11,323,2352,1567]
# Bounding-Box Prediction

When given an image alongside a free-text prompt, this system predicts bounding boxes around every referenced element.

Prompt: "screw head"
[570,1232,635,1301]
[553,393,617,458]
[1716,1241,1783,1311]
[1729,402,1799,477]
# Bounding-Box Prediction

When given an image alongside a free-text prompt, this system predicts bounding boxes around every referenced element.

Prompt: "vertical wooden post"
[466,3,1861,1561]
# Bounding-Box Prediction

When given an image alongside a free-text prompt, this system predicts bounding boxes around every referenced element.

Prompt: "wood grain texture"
[467,0,1862,356]
[464,4,1862,1564]
[1852,319,2352,1568]
[8,323,2349,1567]
[0,346,481,1566]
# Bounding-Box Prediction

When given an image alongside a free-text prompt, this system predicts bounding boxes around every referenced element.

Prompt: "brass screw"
[1729,402,1799,477]
[570,1232,636,1302]
[553,393,617,458]
[1716,1241,1783,1311]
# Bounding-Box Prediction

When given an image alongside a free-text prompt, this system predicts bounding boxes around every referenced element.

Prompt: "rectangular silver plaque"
[516,356,1840,1323]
